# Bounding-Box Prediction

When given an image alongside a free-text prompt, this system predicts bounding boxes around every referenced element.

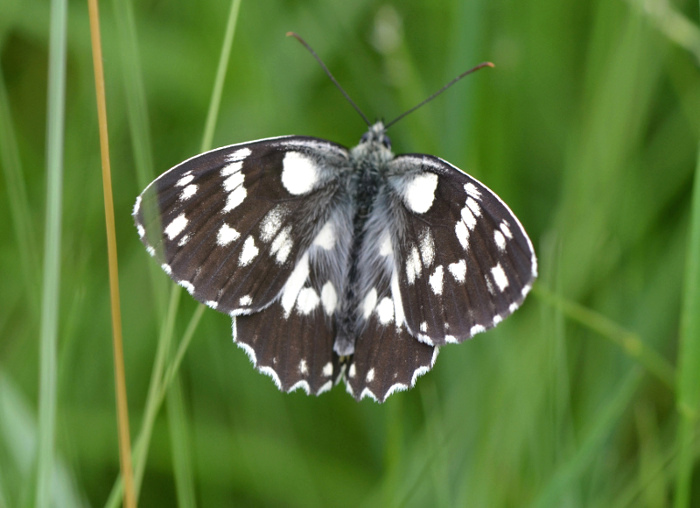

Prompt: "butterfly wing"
[385,153,537,345]
[342,153,536,402]
[134,136,350,313]
[134,137,356,394]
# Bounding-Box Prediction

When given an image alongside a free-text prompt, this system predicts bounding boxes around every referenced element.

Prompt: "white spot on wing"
[217,223,240,246]
[429,265,444,295]
[227,147,251,162]
[455,221,469,250]
[176,174,194,187]
[281,252,310,316]
[494,230,507,251]
[299,359,308,375]
[296,287,320,314]
[221,160,243,177]
[260,206,287,242]
[461,205,477,231]
[445,335,458,344]
[205,300,218,309]
[403,172,439,214]
[164,213,188,240]
[406,245,422,284]
[420,322,428,332]
[239,236,259,266]
[349,363,356,378]
[417,334,434,346]
[137,224,145,238]
[464,182,481,199]
[500,221,513,239]
[321,281,337,315]
[223,186,246,212]
[282,152,319,195]
[391,272,406,328]
[448,260,466,282]
[470,324,486,335]
[491,263,509,292]
[223,171,244,192]
[271,226,293,264]
[161,263,172,275]
[239,295,252,306]
[376,297,394,325]
[466,197,481,217]
[322,362,333,377]
[177,234,191,246]
[317,381,332,394]
[180,280,195,294]
[312,221,335,250]
[363,288,378,319]
[419,229,435,267]
[366,368,375,382]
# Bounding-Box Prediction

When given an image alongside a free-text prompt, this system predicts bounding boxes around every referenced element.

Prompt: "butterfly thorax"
[334,123,395,356]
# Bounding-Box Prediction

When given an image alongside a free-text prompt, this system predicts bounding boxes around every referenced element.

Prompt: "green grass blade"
[35,0,67,506]
[167,377,197,508]
[673,144,700,507]
[200,0,242,153]
[0,69,40,313]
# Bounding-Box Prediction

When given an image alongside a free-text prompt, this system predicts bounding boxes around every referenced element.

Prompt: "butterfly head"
[360,122,391,147]
[352,122,393,164]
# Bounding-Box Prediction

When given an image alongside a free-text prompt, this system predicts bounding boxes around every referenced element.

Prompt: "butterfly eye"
[381,134,391,149]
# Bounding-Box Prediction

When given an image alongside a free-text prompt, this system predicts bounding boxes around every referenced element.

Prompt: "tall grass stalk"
[87,0,136,506]
[35,0,67,506]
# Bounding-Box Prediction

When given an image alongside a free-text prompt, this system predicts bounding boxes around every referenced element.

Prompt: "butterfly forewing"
[385,154,537,346]
[134,137,350,315]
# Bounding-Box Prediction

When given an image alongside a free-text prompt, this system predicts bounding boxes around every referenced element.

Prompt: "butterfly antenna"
[287,32,371,127]
[384,62,494,130]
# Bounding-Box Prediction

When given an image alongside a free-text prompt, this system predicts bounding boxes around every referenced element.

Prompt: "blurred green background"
[1,0,699,506]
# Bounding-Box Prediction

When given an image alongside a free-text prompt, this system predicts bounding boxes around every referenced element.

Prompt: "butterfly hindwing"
[134,136,351,315]
[234,203,355,395]
[385,154,538,346]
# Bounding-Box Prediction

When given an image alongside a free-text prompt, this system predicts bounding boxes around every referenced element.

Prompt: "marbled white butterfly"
[133,37,537,402]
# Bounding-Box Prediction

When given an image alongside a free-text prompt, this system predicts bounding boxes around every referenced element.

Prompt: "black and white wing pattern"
[385,154,537,346]
[134,136,355,393]
[134,122,537,402]
[341,144,536,401]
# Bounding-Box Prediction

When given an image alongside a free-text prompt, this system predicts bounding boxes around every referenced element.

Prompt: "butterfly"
[133,42,537,402]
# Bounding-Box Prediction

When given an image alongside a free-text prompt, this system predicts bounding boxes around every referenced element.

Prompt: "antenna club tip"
[286,31,298,38]
[485,62,495,68]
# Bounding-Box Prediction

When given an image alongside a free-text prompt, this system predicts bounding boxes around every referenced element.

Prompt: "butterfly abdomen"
[333,137,395,356]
